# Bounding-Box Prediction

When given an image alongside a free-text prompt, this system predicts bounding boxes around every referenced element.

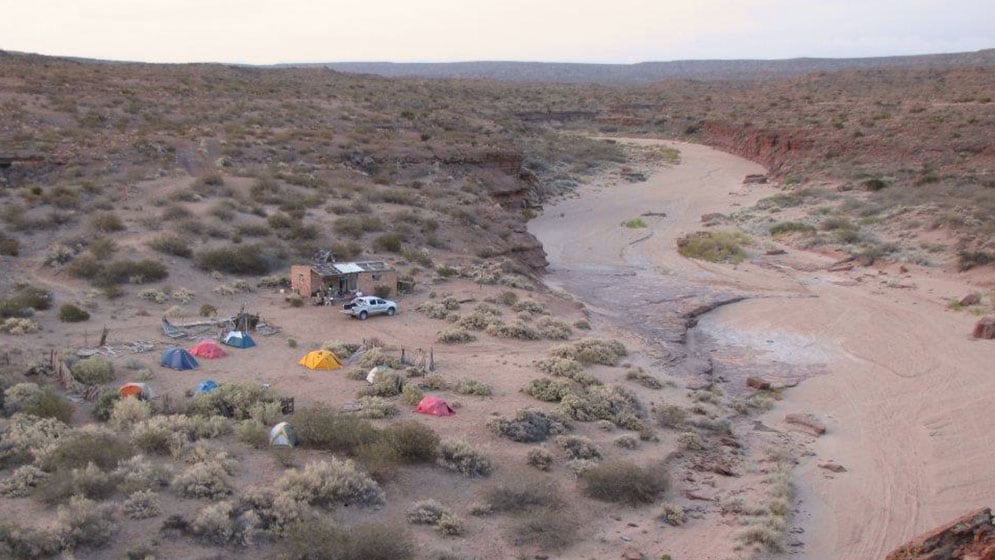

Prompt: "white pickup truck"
[342,296,397,320]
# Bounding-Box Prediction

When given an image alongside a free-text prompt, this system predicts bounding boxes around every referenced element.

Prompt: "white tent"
[269,422,296,447]
[366,365,392,384]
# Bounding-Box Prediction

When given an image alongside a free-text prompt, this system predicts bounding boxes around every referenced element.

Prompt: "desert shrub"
[109,397,152,430]
[360,371,407,398]
[357,397,399,419]
[485,321,540,340]
[408,499,450,524]
[39,428,133,471]
[615,435,639,449]
[195,245,270,275]
[55,495,118,549]
[277,459,385,509]
[677,430,705,451]
[458,305,503,330]
[512,300,546,315]
[36,461,118,504]
[535,317,572,340]
[769,221,816,236]
[58,303,90,322]
[437,327,476,344]
[3,383,44,414]
[550,339,627,366]
[113,455,170,492]
[236,419,270,449]
[123,489,162,519]
[625,369,663,389]
[0,414,71,467]
[173,460,233,500]
[378,421,439,464]
[139,288,168,303]
[489,409,568,443]
[677,230,749,264]
[321,340,361,359]
[437,440,492,478]
[190,500,260,546]
[130,415,187,455]
[452,378,492,396]
[0,318,40,335]
[659,503,687,526]
[573,319,591,330]
[524,377,577,402]
[435,512,465,536]
[558,385,645,430]
[579,461,668,505]
[0,521,60,559]
[958,250,994,271]
[373,232,404,253]
[100,258,169,285]
[0,465,48,497]
[188,380,277,420]
[655,404,689,429]
[90,212,125,232]
[293,406,378,454]
[535,356,584,377]
[487,476,562,513]
[400,383,424,406]
[280,520,414,560]
[0,285,52,318]
[0,235,18,256]
[21,389,75,423]
[356,347,403,369]
[556,435,603,460]
[526,448,554,471]
[509,507,578,551]
[497,290,519,306]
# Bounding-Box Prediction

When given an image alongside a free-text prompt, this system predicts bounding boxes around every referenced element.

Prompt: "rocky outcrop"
[973,317,995,339]
[885,508,995,560]
[702,121,814,176]
[784,412,827,436]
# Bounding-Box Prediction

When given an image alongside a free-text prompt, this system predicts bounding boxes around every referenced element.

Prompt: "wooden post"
[429,347,435,371]
[99,326,109,347]
[401,348,406,365]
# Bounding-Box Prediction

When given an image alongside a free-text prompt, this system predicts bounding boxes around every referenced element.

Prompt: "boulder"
[620,547,644,560]
[973,317,995,340]
[885,508,995,560]
[784,412,826,436]
[747,376,772,390]
[960,293,981,306]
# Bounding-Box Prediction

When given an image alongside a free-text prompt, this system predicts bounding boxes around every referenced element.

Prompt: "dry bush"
[147,234,193,258]
[614,435,639,449]
[437,327,476,344]
[236,419,270,449]
[535,317,572,340]
[579,461,668,505]
[489,409,568,443]
[407,499,461,535]
[321,340,361,359]
[509,507,579,552]
[138,288,168,303]
[523,377,577,402]
[458,305,502,330]
[188,380,278,420]
[526,448,554,471]
[131,415,189,455]
[400,383,424,406]
[0,285,52,318]
[558,384,646,430]
[437,440,493,478]
[70,356,115,385]
[124,489,162,519]
[58,303,90,322]
[195,245,270,275]
[555,435,603,460]
[89,212,125,232]
[0,521,60,559]
[279,519,414,560]
[378,421,440,464]
[550,338,627,366]
[356,347,402,369]
[276,459,385,509]
[294,406,378,453]
[38,428,133,472]
[573,319,591,330]
[110,397,152,430]
[357,396,399,419]
[452,378,492,396]
[0,465,48,497]
[625,368,663,389]
[55,495,118,549]
[486,476,563,513]
[359,370,407,398]
[417,301,456,320]
[512,300,546,315]
[655,404,689,429]
[173,460,233,500]
[535,356,583,376]
[39,461,120,504]
[659,502,687,526]
[190,500,260,546]
[485,321,540,340]
[0,318,40,335]
[0,414,71,467]
[113,454,171,492]
[677,230,750,263]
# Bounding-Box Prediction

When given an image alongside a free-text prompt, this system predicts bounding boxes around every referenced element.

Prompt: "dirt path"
[530,138,995,559]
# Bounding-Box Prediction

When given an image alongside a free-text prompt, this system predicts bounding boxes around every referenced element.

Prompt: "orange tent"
[414,396,454,417]
[298,350,342,370]
[119,383,152,399]
[189,339,228,359]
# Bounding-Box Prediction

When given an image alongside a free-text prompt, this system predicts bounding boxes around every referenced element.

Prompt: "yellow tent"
[298,349,342,370]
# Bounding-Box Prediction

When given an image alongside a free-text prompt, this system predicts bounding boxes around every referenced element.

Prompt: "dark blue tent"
[195,379,219,394]
[161,347,199,370]
[223,331,256,349]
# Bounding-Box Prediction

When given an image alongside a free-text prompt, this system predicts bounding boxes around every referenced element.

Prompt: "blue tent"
[195,379,219,394]
[161,347,199,370]
[223,331,256,349]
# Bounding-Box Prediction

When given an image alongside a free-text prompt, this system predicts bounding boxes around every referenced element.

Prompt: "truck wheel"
[387,307,396,316]
[359,311,368,320]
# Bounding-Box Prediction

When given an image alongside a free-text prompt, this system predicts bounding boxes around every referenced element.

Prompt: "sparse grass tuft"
[579,461,668,505]
[677,230,750,263]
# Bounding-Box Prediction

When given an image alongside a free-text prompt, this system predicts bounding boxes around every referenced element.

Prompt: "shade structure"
[161,347,199,370]
[223,331,256,349]
[195,379,219,394]
[298,350,342,370]
[119,382,153,399]
[414,396,454,417]
[189,339,228,359]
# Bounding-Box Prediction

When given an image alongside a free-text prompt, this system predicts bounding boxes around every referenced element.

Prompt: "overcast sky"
[1,0,992,64]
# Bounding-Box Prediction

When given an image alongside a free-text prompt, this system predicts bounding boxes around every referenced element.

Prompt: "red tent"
[414,396,454,417]
[189,339,228,359]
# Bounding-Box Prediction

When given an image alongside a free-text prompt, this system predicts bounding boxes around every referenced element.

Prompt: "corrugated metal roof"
[333,263,364,274]
[304,260,391,276]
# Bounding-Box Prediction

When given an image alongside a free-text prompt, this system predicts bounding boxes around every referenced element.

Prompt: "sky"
[1,0,992,64]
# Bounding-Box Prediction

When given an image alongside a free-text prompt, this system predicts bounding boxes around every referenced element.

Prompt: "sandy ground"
[531,139,995,559]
